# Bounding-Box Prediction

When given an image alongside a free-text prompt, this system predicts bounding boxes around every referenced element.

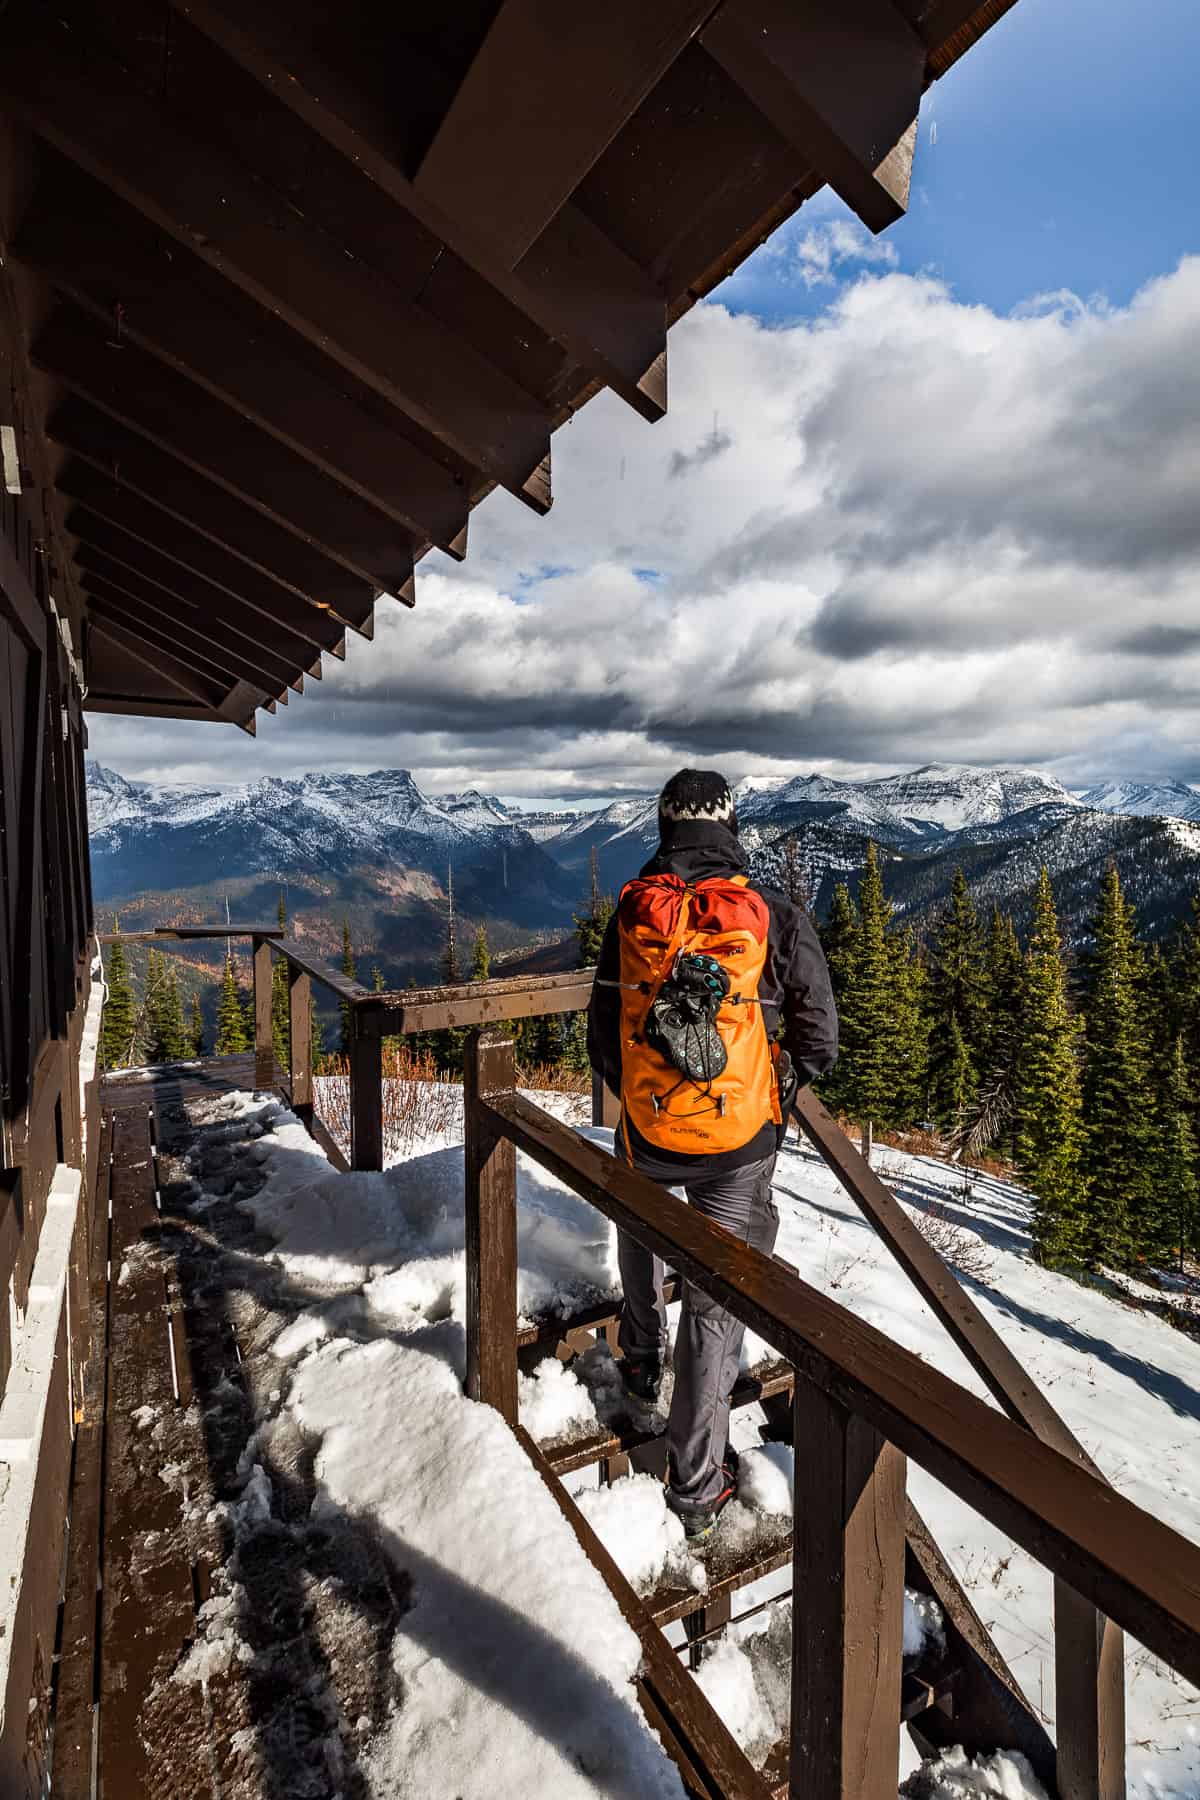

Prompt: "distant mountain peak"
[1078,778,1200,825]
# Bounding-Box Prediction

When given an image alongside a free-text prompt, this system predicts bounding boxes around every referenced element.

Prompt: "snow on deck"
[164,1085,1198,1798]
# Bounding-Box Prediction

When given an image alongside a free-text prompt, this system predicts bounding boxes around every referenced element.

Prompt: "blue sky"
[93,0,1200,800]
[721,0,1200,323]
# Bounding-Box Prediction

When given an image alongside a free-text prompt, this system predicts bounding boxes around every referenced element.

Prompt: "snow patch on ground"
[576,1473,704,1596]
[901,1746,1051,1797]
[162,1086,1200,1797]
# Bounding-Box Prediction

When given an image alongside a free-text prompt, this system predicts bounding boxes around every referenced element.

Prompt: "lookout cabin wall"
[0,410,99,1798]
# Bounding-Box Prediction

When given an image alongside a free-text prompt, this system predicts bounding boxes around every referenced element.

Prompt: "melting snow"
[159,1084,1199,1797]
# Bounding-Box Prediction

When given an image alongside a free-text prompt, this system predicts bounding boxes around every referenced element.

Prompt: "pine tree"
[1013,870,1086,1266]
[471,924,491,982]
[560,1011,590,1073]
[147,954,188,1063]
[838,845,901,1132]
[926,870,986,1133]
[442,869,461,984]
[215,953,248,1054]
[189,990,205,1058]
[574,847,615,968]
[339,919,357,1055]
[959,908,1024,1158]
[890,931,930,1127]
[1080,865,1155,1268]
[779,835,811,911]
[101,922,137,1070]
[272,893,290,1073]
[816,883,858,1115]
[1151,1036,1199,1269]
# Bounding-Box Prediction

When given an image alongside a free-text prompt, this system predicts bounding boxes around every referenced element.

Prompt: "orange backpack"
[613,873,780,1155]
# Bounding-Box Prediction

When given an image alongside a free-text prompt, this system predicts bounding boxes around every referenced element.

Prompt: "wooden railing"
[97,932,1200,1796]
[462,1025,1200,1800]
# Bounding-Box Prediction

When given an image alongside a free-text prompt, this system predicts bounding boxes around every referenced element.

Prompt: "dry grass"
[313,1044,590,1162]
[912,1203,996,1283]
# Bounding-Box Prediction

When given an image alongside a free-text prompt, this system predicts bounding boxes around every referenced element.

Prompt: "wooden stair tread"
[542,1357,795,1476]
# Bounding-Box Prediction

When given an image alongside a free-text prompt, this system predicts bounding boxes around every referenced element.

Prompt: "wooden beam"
[82,575,290,704]
[701,0,925,232]
[0,20,554,511]
[171,0,670,422]
[349,1016,383,1172]
[488,1090,1200,1688]
[69,523,322,683]
[49,399,382,636]
[88,613,227,712]
[415,0,712,270]
[14,168,471,556]
[59,474,346,658]
[35,304,417,598]
[464,1029,519,1422]
[790,1378,905,1798]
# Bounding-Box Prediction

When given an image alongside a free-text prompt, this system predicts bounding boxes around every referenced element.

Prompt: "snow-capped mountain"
[1077,778,1200,824]
[86,763,578,925]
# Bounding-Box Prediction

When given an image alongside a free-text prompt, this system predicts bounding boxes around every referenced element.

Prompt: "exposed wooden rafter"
[413,0,713,270]
[48,400,383,637]
[13,168,472,559]
[72,545,309,693]
[701,0,926,234]
[83,576,288,707]
[0,18,554,513]
[172,0,671,424]
[58,472,347,660]
[34,303,417,601]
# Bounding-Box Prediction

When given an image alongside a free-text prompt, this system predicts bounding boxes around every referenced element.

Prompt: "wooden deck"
[50,1052,1060,1800]
[51,1053,358,1800]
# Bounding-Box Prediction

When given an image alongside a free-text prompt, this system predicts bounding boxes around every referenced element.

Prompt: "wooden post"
[252,934,274,1088]
[860,1118,873,1165]
[288,965,312,1125]
[790,1377,906,1800]
[464,1027,518,1425]
[1054,1578,1126,1800]
[591,1070,621,1129]
[348,1008,383,1171]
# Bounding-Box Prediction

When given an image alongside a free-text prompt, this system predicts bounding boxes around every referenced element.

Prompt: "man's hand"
[777,1046,799,1117]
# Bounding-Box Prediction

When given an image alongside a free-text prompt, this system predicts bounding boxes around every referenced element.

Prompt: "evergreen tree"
[890,931,930,1127]
[215,953,248,1054]
[101,923,136,1070]
[339,919,357,1055]
[442,868,461,984]
[1013,870,1087,1266]
[574,847,615,967]
[471,924,491,982]
[560,1011,590,1074]
[779,835,810,911]
[147,953,188,1063]
[1080,865,1155,1267]
[272,892,290,1073]
[1151,1036,1199,1269]
[816,883,859,1115]
[837,845,901,1131]
[189,990,205,1058]
[926,870,986,1132]
[959,908,1024,1158]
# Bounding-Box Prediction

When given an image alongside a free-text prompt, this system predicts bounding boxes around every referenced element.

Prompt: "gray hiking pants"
[617,1152,779,1512]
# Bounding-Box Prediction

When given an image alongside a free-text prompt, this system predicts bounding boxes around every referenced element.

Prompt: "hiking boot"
[619,1352,663,1405]
[667,1451,739,1542]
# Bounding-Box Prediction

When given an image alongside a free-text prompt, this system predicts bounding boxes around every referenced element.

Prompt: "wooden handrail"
[96,924,285,943]
[482,1085,1200,1690]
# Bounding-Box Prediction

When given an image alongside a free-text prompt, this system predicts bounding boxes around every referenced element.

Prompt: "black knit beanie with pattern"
[657,768,738,836]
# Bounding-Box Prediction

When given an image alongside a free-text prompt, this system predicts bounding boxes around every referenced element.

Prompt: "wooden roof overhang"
[0,0,1016,734]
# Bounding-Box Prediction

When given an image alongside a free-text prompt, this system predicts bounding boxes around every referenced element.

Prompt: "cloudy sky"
[90,0,1200,805]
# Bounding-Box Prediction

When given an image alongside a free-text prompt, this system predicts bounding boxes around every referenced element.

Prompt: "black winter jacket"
[586,820,838,1175]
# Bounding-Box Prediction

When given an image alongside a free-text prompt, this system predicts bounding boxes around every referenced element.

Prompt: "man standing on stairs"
[587,769,838,1540]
